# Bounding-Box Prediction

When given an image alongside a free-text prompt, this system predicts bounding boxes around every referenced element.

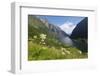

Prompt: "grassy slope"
[28,15,87,61]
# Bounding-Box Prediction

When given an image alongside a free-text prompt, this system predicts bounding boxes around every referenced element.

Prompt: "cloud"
[59,22,76,35]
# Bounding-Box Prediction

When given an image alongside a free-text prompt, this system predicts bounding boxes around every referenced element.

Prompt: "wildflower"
[61,47,66,51]
[61,47,71,54]
[78,50,82,54]
[42,47,47,50]
[42,42,46,44]
[62,51,66,55]
[40,34,47,40]
[65,50,71,54]
[41,39,44,42]
[33,35,37,39]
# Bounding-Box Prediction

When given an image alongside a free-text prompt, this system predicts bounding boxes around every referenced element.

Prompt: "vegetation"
[28,15,87,61]
[28,41,87,60]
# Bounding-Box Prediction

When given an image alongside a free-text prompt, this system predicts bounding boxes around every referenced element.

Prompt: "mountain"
[70,17,88,39]
[28,15,69,47]
[39,16,69,37]
[59,22,76,35]
[69,17,88,52]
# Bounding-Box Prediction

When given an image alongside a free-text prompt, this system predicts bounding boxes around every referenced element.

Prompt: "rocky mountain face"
[28,15,69,46]
[70,17,88,52]
[39,17,75,46]
[38,16,69,39]
[70,17,88,39]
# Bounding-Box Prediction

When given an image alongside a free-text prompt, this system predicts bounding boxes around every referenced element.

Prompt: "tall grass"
[28,41,87,61]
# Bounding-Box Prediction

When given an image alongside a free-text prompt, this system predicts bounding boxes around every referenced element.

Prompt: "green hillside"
[28,15,87,61]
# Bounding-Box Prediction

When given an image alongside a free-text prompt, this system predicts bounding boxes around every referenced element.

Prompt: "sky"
[38,15,86,35]
[39,15,85,25]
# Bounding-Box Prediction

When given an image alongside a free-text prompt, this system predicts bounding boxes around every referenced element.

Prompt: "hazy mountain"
[59,22,76,35]
[37,16,69,38]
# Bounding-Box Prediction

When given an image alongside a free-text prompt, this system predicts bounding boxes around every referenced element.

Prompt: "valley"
[28,15,88,60]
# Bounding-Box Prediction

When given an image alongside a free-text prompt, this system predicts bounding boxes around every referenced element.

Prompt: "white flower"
[65,50,71,54]
[40,34,47,40]
[41,39,44,42]
[42,47,47,50]
[42,42,46,44]
[61,47,71,54]
[61,47,66,51]
[62,51,66,55]
[33,35,37,39]
[78,51,82,54]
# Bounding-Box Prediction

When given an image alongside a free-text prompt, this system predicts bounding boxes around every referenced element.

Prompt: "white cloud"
[59,22,76,35]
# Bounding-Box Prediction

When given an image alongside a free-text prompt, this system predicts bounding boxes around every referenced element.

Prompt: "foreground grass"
[28,41,87,61]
